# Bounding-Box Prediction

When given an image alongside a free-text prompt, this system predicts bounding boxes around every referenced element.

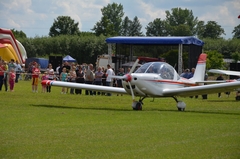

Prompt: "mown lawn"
[0,80,240,158]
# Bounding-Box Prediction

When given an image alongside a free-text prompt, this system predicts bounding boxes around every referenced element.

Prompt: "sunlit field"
[0,80,240,158]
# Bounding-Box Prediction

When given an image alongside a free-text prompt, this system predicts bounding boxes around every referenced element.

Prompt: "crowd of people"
[27,61,125,96]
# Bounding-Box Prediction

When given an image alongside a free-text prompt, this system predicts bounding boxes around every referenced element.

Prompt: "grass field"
[0,80,240,158]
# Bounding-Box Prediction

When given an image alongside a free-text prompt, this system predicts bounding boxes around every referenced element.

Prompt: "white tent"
[63,55,76,62]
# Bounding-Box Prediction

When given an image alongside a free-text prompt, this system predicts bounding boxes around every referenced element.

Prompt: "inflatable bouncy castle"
[0,28,27,64]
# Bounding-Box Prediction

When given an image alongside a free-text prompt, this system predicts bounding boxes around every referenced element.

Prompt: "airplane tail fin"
[189,53,207,82]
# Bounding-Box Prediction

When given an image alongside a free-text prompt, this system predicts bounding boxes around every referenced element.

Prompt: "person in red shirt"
[9,68,16,92]
[0,60,6,91]
[31,62,40,93]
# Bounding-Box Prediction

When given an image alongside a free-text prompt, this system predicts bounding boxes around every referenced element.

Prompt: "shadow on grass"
[157,109,240,116]
[31,104,240,116]
[30,104,132,111]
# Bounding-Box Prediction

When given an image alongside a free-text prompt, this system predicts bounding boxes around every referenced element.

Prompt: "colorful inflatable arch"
[0,28,27,64]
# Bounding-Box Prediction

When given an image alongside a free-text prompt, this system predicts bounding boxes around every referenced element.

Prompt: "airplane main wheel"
[133,102,142,110]
[178,108,185,111]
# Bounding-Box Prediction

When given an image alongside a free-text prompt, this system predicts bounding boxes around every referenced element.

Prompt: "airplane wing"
[42,80,128,94]
[208,69,240,76]
[162,81,240,97]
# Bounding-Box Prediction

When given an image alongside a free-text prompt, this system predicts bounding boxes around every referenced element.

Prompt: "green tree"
[145,18,168,36]
[49,16,80,37]
[206,50,224,69]
[195,21,205,39]
[11,29,27,39]
[128,16,143,36]
[120,16,132,36]
[201,21,225,39]
[232,24,240,39]
[165,8,198,36]
[92,3,124,36]
[231,52,240,63]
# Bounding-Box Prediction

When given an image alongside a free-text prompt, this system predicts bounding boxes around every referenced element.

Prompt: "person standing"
[31,62,40,93]
[101,69,107,95]
[85,64,94,95]
[9,68,16,92]
[106,64,115,96]
[75,66,85,95]
[69,66,77,94]
[180,69,190,79]
[46,63,54,93]
[3,61,9,91]
[15,60,22,83]
[0,60,6,91]
[94,66,103,95]
[60,67,68,94]
[41,72,47,93]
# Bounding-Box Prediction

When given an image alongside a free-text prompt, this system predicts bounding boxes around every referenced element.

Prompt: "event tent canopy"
[106,36,204,46]
[63,55,76,62]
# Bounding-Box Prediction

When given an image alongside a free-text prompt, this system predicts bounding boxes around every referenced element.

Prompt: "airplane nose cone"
[124,74,132,82]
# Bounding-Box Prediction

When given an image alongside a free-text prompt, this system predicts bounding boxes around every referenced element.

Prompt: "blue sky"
[0,0,239,39]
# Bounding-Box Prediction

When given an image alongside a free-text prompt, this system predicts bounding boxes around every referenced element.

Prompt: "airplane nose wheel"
[132,101,143,110]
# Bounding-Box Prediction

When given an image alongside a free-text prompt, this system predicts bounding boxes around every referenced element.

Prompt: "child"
[9,68,16,92]
[60,67,68,94]
[31,63,40,93]
[41,72,48,93]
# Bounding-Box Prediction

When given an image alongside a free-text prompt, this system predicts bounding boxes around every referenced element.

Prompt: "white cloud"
[136,0,166,25]
[0,0,239,38]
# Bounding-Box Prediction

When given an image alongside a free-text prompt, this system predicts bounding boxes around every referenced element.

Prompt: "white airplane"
[42,53,240,111]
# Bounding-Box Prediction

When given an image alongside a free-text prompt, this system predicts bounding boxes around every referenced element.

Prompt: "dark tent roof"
[106,36,204,46]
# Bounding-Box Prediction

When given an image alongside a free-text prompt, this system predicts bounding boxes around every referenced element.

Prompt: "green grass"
[0,80,240,158]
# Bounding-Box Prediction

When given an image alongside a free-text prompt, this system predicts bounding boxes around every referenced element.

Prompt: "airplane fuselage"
[122,73,196,97]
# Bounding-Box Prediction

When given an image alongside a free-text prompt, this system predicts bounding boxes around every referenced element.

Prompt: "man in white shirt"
[106,64,115,96]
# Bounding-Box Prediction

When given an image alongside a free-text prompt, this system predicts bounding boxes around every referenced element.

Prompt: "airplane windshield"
[135,62,175,79]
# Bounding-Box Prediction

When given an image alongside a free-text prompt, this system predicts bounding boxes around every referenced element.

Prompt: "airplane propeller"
[110,59,140,106]
[125,59,139,101]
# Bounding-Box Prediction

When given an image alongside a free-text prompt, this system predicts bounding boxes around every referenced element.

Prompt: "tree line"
[12,3,240,69]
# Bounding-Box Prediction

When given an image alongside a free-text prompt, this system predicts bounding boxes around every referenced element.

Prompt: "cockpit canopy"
[135,62,179,80]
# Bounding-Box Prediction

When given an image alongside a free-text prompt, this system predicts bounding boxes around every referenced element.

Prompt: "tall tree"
[120,16,132,36]
[195,20,205,39]
[232,24,240,39]
[11,29,27,39]
[49,16,80,37]
[145,18,168,36]
[201,21,225,39]
[165,8,198,36]
[92,3,124,36]
[128,16,143,36]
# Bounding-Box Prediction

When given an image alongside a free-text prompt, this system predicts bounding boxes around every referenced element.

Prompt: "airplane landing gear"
[132,97,146,110]
[132,101,142,110]
[173,97,186,111]
[177,101,186,111]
